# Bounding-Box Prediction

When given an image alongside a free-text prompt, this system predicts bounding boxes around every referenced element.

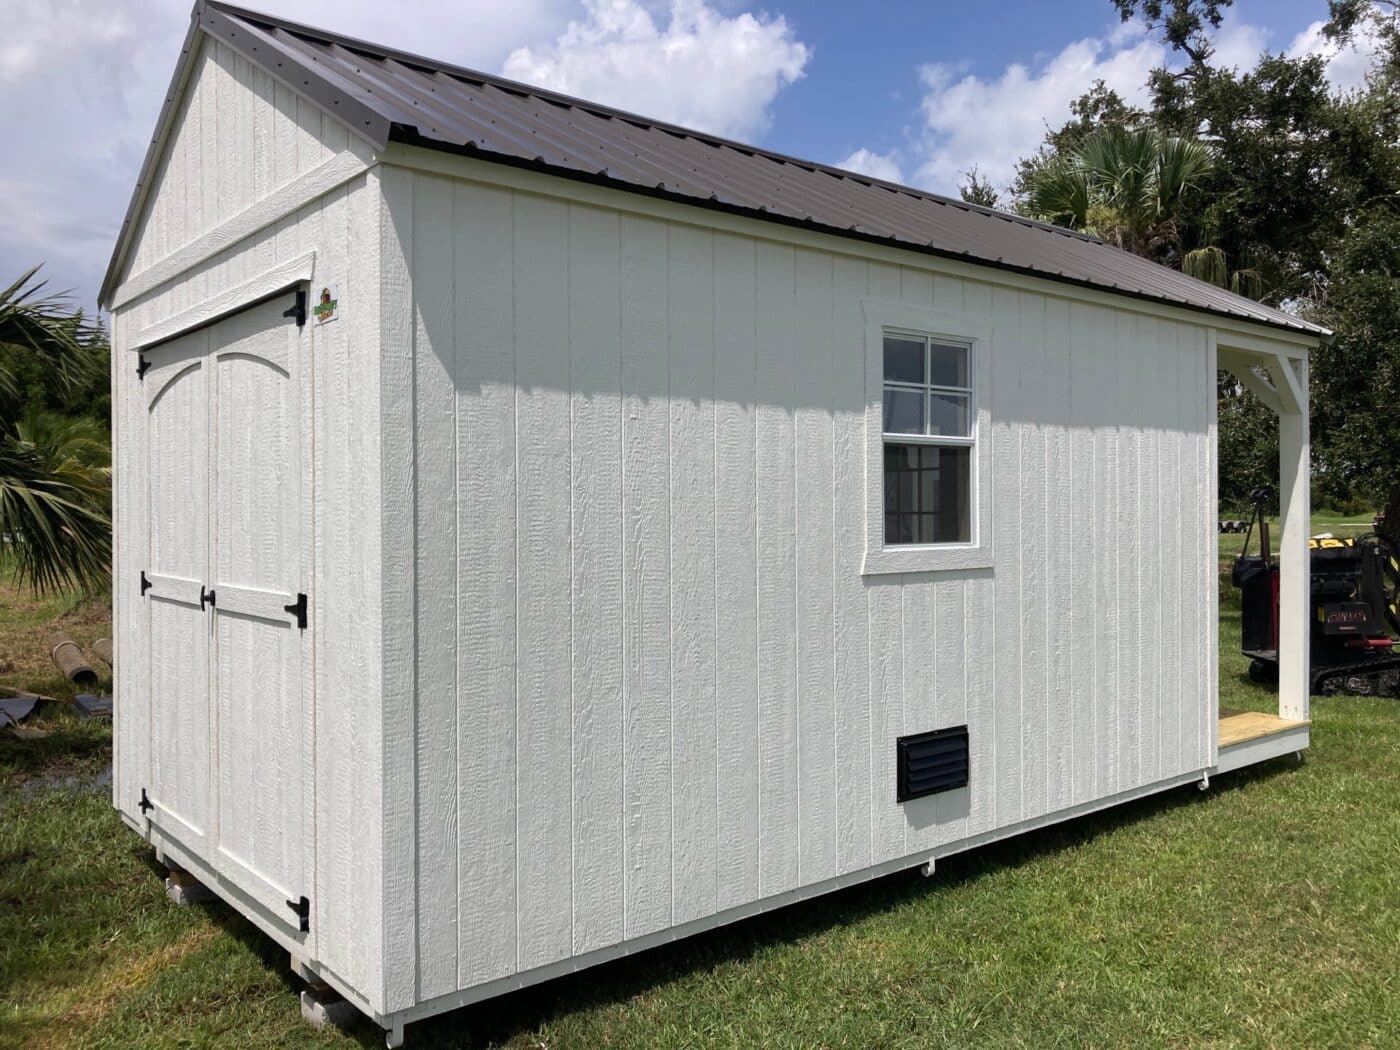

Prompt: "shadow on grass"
[345,757,1301,1048]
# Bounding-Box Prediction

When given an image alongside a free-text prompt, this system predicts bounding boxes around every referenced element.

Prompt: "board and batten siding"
[382,161,1216,1006]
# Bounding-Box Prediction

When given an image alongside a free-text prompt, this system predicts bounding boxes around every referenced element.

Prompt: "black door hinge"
[137,354,151,379]
[286,894,310,932]
[139,788,153,814]
[140,570,152,596]
[283,592,307,630]
[283,290,307,328]
[200,586,216,610]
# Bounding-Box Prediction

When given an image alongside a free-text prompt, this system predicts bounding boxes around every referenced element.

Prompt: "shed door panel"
[144,333,211,853]
[208,299,308,924]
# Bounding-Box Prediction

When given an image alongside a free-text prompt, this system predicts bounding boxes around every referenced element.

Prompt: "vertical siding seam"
[1016,423,1025,816]
[617,215,628,936]
[711,240,720,908]
[448,179,461,986]
[792,260,801,881]
[752,243,762,887]
[566,204,577,951]
[511,190,522,972]
[666,226,675,927]
[830,271,839,866]
[1045,363,1053,811]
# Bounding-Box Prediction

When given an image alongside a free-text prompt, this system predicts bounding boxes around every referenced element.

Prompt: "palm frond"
[1155,135,1214,216]
[1184,245,1230,287]
[0,266,104,406]
[0,427,111,594]
[1027,160,1092,228]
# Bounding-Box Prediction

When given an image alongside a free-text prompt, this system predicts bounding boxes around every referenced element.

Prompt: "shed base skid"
[131,726,1300,1046]
[163,865,214,906]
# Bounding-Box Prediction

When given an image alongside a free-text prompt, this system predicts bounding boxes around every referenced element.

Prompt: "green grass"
[4,519,1400,1048]
[0,554,113,795]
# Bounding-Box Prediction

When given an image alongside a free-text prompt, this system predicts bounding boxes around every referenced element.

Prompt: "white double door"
[141,292,311,936]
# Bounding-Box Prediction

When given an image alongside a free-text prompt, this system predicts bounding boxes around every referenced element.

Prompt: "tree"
[1311,205,1400,545]
[1005,5,1400,517]
[958,167,1001,208]
[1012,81,1144,199]
[1111,0,1234,69]
[1023,126,1215,271]
[0,267,111,593]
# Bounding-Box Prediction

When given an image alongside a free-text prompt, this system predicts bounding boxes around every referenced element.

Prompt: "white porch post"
[1276,357,1311,722]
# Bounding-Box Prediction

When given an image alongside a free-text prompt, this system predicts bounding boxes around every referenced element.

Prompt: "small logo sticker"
[313,286,339,325]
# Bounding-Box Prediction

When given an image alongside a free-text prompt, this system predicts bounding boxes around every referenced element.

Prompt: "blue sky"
[763,0,1336,163]
[1,0,1378,312]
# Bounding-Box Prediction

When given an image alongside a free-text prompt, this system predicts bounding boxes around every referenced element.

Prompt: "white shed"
[103,3,1328,1044]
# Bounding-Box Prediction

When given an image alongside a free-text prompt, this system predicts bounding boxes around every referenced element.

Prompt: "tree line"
[3,0,1397,594]
[963,0,1400,539]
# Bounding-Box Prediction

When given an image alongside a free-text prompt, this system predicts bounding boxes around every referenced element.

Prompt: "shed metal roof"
[103,0,1330,339]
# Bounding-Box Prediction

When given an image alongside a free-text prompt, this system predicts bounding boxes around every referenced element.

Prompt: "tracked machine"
[1232,492,1400,697]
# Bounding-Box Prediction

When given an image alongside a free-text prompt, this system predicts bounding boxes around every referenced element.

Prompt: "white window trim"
[861,299,994,575]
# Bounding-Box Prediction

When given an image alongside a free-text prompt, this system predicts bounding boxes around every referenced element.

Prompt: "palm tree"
[1026,127,1229,282]
[0,267,111,593]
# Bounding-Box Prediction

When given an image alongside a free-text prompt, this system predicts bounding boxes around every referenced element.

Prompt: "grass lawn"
[4,517,1400,1048]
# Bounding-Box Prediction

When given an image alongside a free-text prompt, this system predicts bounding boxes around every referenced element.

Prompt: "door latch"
[283,290,307,327]
[200,586,216,610]
[140,570,152,596]
[283,592,308,630]
[139,788,153,814]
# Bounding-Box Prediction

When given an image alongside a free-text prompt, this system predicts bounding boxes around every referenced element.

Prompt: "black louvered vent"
[897,725,970,802]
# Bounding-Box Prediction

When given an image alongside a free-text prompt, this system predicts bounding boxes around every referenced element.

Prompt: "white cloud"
[909,29,1163,195]
[4,0,811,310]
[837,147,903,184]
[849,8,1390,203]
[0,0,572,312]
[503,0,810,140]
[0,0,132,83]
[1210,16,1269,72]
[1288,15,1386,93]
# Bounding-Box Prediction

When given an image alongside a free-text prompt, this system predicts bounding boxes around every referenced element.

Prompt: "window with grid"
[882,332,973,546]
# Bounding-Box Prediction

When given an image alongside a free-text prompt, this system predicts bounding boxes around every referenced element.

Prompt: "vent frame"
[896,724,970,803]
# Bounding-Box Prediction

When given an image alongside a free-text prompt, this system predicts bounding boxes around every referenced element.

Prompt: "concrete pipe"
[49,632,98,687]
[92,638,115,669]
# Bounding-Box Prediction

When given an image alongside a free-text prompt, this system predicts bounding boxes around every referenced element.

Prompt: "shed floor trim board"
[1215,709,1310,775]
[136,732,1307,1039]
[372,767,1215,1031]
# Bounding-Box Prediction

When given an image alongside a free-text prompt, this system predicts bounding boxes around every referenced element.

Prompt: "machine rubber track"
[1312,650,1400,698]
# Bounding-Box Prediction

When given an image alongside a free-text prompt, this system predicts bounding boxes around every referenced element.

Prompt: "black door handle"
[200,586,216,610]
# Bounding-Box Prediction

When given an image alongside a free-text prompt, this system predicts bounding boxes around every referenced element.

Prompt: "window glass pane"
[929,342,969,388]
[883,387,924,434]
[928,392,970,437]
[883,335,925,385]
[883,443,971,545]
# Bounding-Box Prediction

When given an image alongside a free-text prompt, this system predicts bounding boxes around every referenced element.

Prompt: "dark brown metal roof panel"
[112,0,1329,338]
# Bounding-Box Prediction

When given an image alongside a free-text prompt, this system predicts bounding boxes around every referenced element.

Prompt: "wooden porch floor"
[1219,707,1309,748]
